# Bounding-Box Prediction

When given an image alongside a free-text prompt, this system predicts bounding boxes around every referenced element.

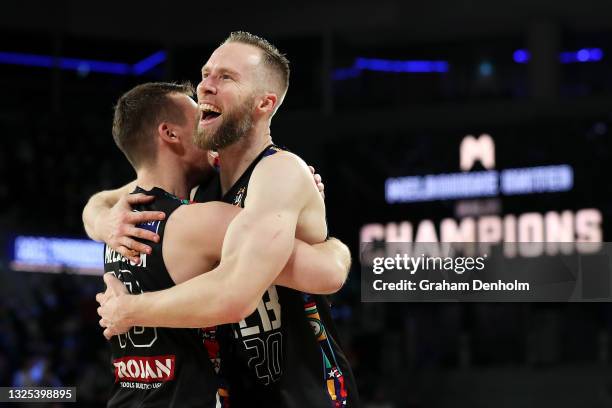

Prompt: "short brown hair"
[112,82,194,168]
[223,31,290,103]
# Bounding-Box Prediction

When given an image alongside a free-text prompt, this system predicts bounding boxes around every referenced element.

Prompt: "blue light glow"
[132,50,167,75]
[478,61,494,77]
[77,62,90,77]
[0,50,166,76]
[0,52,54,68]
[577,48,590,62]
[590,48,604,61]
[333,57,449,80]
[514,48,604,64]
[513,49,531,64]
[59,57,131,74]
[559,51,576,64]
[355,58,449,73]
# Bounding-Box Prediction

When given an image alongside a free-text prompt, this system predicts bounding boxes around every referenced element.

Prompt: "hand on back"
[100,193,165,263]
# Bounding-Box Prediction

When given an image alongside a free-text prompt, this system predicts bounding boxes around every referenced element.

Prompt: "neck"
[218,122,272,194]
[136,161,193,200]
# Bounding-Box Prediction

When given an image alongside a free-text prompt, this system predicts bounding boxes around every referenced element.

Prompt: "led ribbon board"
[386,165,574,203]
[10,235,104,275]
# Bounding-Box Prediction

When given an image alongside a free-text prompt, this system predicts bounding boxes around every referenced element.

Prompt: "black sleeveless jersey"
[195,146,360,408]
[103,187,218,408]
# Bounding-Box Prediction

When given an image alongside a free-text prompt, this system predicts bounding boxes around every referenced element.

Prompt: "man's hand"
[309,166,325,199]
[98,194,165,263]
[83,181,167,262]
[96,273,133,340]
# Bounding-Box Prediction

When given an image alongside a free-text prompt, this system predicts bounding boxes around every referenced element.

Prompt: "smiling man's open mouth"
[199,103,222,124]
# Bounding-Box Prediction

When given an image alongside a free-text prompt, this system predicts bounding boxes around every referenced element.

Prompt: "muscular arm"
[106,154,327,329]
[165,201,349,293]
[275,238,350,295]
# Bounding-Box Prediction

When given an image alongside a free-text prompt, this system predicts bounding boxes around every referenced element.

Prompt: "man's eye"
[221,74,231,80]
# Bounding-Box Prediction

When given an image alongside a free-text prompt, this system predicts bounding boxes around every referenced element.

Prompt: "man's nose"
[197,77,216,97]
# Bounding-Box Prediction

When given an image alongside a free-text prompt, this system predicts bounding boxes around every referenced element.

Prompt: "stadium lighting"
[514,48,604,64]
[0,50,166,76]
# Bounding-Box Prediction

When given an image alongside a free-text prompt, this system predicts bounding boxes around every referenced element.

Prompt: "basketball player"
[96,81,351,407]
[96,32,360,407]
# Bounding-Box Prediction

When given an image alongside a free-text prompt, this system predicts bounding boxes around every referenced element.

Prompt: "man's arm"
[99,153,323,330]
[82,181,165,262]
[99,235,351,338]
[275,238,350,294]
[164,202,349,292]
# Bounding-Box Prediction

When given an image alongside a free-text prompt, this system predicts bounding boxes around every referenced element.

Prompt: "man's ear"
[257,93,278,115]
[158,122,179,144]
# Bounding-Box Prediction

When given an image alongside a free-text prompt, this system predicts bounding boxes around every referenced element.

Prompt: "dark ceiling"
[3,0,612,45]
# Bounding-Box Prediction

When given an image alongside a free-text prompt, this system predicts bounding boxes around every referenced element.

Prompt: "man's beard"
[194,95,254,150]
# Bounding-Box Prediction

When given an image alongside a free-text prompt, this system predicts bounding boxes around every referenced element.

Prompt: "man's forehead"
[203,42,262,72]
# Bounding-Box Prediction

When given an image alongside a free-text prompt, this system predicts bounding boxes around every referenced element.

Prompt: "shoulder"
[245,151,316,211]
[169,202,240,234]
[264,150,308,167]
[252,151,311,183]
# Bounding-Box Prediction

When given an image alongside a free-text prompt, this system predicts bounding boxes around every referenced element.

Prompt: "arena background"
[1,1,612,406]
